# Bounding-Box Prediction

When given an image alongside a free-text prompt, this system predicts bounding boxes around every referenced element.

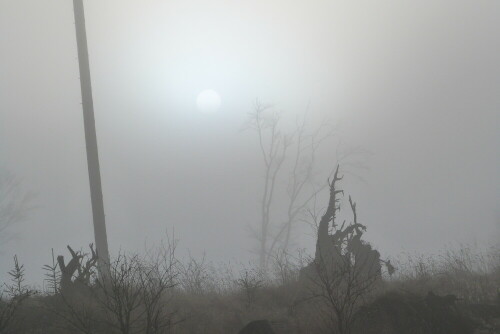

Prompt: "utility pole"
[72,0,110,276]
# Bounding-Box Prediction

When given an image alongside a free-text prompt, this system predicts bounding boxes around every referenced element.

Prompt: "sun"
[196,89,221,113]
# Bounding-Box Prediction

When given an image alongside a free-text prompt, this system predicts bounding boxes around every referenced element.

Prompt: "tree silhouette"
[0,169,32,244]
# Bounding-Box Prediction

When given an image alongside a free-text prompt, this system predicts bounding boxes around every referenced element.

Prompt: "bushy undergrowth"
[0,244,498,334]
[389,245,500,303]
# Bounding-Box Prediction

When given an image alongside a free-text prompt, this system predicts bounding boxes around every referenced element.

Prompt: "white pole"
[72,0,110,276]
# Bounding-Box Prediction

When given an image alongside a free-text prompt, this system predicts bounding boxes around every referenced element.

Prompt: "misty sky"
[1,0,499,284]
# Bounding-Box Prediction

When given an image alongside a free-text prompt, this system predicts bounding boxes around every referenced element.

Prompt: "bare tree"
[245,101,336,272]
[92,244,179,334]
[308,249,380,334]
[235,268,264,306]
[178,253,211,295]
[91,253,144,334]
[271,113,335,256]
[0,170,33,244]
[246,101,291,271]
[47,236,179,334]
[138,238,179,334]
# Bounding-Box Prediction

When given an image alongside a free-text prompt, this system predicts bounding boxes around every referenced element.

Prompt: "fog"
[1,0,499,285]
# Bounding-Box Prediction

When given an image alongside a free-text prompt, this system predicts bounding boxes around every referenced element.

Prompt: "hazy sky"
[1,0,499,284]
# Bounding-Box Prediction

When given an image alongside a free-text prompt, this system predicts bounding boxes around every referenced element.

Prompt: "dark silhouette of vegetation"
[0,168,498,333]
[0,256,34,333]
[239,319,276,334]
[299,165,382,334]
[352,291,481,334]
[1,240,498,334]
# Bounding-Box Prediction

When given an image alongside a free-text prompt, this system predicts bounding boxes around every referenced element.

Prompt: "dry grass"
[0,244,498,334]
[389,244,499,303]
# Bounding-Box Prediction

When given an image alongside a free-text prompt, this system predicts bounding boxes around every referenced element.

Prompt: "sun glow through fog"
[196,89,221,113]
